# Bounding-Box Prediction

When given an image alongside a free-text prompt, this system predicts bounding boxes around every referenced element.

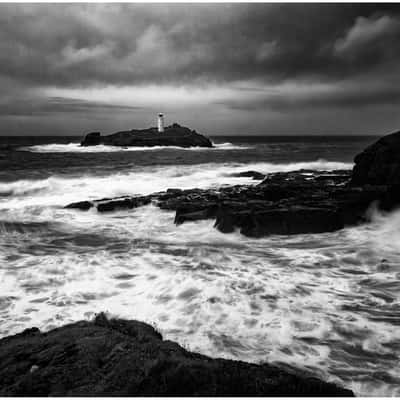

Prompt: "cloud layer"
[0,3,399,135]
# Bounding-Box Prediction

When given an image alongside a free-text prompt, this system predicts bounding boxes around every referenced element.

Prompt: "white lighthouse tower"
[157,113,164,133]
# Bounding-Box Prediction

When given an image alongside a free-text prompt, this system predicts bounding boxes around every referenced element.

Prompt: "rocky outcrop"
[67,130,400,237]
[215,205,344,236]
[0,313,353,396]
[81,123,213,148]
[351,130,400,185]
[66,169,389,237]
[65,195,152,212]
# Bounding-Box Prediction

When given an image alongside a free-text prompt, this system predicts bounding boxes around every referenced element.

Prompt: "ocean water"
[1,134,400,396]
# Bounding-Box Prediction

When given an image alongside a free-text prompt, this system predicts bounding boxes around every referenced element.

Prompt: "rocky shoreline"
[0,313,353,396]
[81,123,213,148]
[67,131,400,237]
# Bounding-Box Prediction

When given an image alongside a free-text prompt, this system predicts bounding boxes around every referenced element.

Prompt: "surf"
[0,159,352,208]
[19,141,251,153]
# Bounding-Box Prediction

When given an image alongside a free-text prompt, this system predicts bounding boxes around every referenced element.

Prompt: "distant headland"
[81,118,213,148]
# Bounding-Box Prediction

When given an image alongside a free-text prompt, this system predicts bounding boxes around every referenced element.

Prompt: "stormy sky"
[1,3,400,136]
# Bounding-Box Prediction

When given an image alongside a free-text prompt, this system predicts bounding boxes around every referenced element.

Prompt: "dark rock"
[65,201,93,211]
[351,130,400,185]
[81,132,101,146]
[81,125,213,148]
[230,171,266,180]
[65,196,152,213]
[96,196,151,212]
[214,207,247,233]
[259,184,298,201]
[175,204,218,225]
[240,206,344,237]
[214,204,344,237]
[61,170,361,237]
[166,188,183,195]
[380,184,400,210]
[64,162,400,238]
[97,198,136,212]
[0,314,353,396]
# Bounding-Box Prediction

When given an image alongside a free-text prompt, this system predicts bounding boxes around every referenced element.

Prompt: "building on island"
[157,113,164,133]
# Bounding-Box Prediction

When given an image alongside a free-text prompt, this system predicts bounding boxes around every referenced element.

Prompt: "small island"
[81,115,213,148]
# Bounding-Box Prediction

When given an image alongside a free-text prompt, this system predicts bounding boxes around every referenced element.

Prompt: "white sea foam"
[1,203,400,396]
[2,159,400,396]
[20,141,250,153]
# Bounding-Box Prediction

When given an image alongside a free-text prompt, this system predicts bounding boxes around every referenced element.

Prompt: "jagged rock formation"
[0,314,353,396]
[66,169,396,237]
[81,123,213,148]
[67,130,400,237]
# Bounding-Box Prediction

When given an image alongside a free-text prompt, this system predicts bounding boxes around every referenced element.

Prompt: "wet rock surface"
[81,123,213,148]
[68,132,400,236]
[0,313,353,396]
[65,168,399,237]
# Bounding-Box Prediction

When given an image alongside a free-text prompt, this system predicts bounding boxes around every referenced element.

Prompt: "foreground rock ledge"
[0,314,352,396]
[81,123,213,148]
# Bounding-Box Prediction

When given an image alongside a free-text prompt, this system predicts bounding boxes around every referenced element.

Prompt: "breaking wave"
[0,160,352,209]
[20,141,250,153]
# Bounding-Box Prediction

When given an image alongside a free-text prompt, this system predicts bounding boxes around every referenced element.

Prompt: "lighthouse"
[157,113,164,133]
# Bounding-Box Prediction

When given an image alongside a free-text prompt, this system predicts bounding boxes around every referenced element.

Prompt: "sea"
[1,134,400,396]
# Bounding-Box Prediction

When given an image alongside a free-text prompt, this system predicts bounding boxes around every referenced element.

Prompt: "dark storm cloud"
[0,3,399,88]
[0,96,141,117]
